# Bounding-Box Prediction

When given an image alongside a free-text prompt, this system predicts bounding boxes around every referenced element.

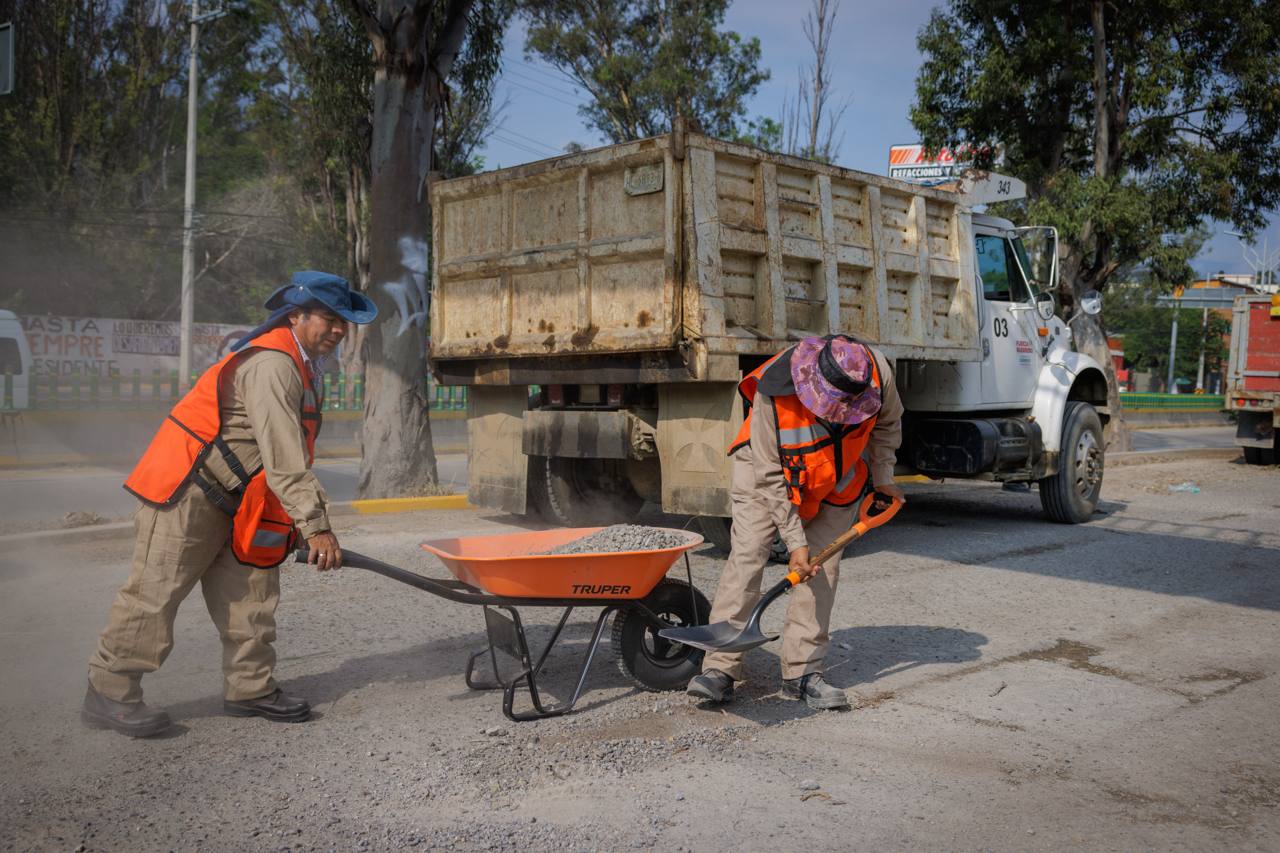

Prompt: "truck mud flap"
[468,385,529,514]
[657,383,741,516]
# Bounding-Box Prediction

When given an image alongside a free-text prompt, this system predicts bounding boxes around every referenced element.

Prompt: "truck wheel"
[1243,445,1276,465]
[611,579,711,692]
[1039,401,1104,524]
[697,516,789,563]
[533,456,645,526]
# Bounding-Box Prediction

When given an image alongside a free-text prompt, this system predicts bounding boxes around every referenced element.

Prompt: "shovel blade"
[659,621,778,654]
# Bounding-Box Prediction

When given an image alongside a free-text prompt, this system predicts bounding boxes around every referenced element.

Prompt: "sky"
[474,0,1280,284]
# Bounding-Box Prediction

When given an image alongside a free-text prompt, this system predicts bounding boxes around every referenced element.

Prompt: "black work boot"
[782,672,850,710]
[82,684,172,738]
[687,669,735,703]
[223,689,310,722]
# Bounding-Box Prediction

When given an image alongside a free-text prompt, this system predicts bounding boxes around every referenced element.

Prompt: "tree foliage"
[912,0,1280,295]
[524,0,768,142]
[0,0,507,327]
[779,0,848,163]
[1106,286,1232,390]
[911,0,1280,438]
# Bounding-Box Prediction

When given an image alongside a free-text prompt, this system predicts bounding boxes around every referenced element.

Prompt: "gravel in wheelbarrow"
[420,526,703,600]
[536,525,692,556]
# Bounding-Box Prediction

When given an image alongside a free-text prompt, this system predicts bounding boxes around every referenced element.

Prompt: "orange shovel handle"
[791,491,905,585]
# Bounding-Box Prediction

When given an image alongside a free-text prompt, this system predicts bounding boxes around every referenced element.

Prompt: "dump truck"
[1227,293,1280,464]
[429,126,1111,543]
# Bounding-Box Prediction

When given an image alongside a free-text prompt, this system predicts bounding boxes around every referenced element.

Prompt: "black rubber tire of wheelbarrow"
[612,578,711,692]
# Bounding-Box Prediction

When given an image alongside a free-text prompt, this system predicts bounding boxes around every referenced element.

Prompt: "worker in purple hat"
[687,334,904,710]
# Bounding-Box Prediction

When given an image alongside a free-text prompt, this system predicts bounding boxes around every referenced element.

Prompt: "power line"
[489,131,557,159]
[492,122,562,153]
[503,66,582,100]
[501,78,583,111]
[512,57,584,90]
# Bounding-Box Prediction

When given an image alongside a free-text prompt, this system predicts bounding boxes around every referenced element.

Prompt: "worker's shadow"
[716,624,987,724]
[817,624,987,690]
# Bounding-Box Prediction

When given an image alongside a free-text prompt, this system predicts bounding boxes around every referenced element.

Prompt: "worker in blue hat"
[84,272,377,737]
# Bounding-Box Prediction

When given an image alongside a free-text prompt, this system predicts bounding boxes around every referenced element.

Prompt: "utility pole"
[1166,298,1179,393]
[178,1,225,389]
[1196,306,1208,392]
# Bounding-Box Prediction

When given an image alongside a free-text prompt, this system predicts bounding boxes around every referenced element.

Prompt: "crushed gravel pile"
[540,524,690,555]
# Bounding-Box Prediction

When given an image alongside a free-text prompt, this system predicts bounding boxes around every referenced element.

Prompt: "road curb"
[351,495,474,514]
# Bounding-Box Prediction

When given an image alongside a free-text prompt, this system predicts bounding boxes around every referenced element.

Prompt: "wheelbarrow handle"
[294,548,440,590]
[781,491,905,589]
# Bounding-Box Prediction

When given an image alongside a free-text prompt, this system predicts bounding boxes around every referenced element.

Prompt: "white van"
[0,309,32,410]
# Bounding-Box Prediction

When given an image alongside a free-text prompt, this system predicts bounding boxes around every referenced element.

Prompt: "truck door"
[975,234,1040,406]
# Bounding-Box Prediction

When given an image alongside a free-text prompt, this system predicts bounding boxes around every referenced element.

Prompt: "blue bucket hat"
[231,271,378,351]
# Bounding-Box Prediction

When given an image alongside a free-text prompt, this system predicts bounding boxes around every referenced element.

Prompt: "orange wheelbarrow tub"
[420,527,703,600]
[295,526,709,722]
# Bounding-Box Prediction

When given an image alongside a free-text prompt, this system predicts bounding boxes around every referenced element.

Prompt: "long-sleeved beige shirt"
[735,347,903,552]
[200,349,331,539]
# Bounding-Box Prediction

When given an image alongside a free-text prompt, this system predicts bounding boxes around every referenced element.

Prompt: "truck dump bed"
[1228,295,1280,401]
[431,128,979,383]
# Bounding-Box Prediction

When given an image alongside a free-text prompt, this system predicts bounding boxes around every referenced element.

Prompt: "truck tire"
[532,455,645,526]
[697,516,789,563]
[611,579,711,692]
[1242,445,1276,465]
[1039,401,1104,524]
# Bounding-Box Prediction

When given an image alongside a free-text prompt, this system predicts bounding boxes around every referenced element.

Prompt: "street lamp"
[1226,230,1280,291]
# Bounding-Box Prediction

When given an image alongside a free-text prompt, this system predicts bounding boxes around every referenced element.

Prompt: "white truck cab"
[897,214,1109,522]
[0,310,32,411]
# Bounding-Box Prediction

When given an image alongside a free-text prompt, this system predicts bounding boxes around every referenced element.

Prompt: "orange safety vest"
[728,346,882,521]
[124,325,322,568]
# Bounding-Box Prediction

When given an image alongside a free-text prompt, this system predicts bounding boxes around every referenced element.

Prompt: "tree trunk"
[353,0,475,497]
[339,162,370,396]
[358,67,439,496]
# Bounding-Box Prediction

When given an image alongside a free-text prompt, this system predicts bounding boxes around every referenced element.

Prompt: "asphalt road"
[1,455,1276,851]
[1126,425,1239,453]
[0,426,1241,533]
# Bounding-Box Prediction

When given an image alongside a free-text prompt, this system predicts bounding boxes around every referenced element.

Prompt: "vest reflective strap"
[251,528,290,549]
[778,424,822,445]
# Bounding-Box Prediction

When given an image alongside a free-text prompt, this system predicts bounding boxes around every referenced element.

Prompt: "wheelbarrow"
[296,526,708,722]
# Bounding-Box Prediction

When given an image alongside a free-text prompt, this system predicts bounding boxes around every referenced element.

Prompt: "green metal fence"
[2,369,467,413]
[2,370,1226,415]
[1119,393,1225,411]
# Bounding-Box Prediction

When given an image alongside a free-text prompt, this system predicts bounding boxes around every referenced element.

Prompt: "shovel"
[659,491,904,653]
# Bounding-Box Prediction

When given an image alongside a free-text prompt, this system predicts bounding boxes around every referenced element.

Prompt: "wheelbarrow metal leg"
[501,606,620,722]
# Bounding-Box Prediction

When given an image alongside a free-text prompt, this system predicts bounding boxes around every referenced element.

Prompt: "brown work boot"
[81,683,172,738]
[223,689,310,722]
[782,672,850,710]
[687,669,735,703]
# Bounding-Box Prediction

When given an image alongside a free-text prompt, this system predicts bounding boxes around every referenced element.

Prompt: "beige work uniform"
[702,349,903,681]
[88,348,331,703]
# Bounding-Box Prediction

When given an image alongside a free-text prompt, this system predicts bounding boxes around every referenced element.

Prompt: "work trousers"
[702,456,858,681]
[87,484,280,703]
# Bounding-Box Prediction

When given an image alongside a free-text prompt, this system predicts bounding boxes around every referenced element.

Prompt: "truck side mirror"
[1035,291,1056,322]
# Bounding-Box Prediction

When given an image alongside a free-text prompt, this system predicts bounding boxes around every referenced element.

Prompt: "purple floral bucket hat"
[790,335,881,424]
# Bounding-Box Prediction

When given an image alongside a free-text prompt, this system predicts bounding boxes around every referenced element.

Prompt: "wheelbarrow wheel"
[612,578,711,692]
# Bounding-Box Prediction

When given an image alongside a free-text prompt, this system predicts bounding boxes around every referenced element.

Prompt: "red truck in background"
[1228,293,1280,464]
